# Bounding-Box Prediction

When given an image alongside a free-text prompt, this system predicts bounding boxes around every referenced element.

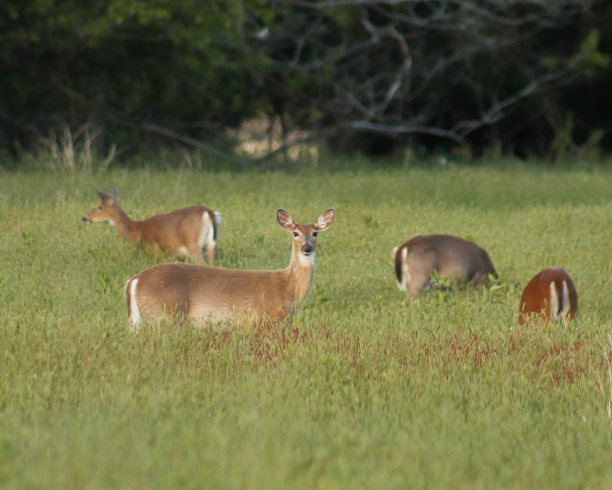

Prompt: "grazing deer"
[82,186,221,263]
[518,267,578,325]
[124,208,335,330]
[393,234,497,299]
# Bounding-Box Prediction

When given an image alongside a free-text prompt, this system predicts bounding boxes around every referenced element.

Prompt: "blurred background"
[1,0,611,165]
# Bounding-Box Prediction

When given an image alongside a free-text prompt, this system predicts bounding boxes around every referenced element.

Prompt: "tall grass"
[1,160,611,489]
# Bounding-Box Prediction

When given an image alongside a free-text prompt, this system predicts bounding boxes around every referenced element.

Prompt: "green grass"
[1,160,612,489]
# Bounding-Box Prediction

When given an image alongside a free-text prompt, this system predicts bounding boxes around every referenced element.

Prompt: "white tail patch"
[127,278,142,331]
[549,281,560,322]
[211,211,222,248]
[560,280,571,321]
[399,247,409,291]
[200,211,222,263]
[199,212,212,250]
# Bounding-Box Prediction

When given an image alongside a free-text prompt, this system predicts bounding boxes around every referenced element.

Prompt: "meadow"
[1,158,611,489]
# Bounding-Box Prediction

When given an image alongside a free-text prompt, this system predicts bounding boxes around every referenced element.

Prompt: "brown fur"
[518,267,578,325]
[82,186,220,263]
[125,208,334,330]
[393,234,497,298]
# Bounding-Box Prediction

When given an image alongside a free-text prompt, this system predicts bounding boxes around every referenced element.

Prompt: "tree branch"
[52,80,252,166]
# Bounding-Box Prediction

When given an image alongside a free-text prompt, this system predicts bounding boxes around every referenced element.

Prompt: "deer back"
[83,186,220,263]
[394,234,497,297]
[518,267,578,325]
[125,208,334,330]
[126,264,294,324]
[138,205,219,261]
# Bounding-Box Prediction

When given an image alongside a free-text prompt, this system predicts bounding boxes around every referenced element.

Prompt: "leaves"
[571,29,611,78]
[1,0,611,160]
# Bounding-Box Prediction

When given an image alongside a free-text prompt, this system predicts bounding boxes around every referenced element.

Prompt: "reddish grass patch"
[506,331,605,385]
[201,321,360,365]
[384,330,499,379]
[378,328,607,385]
[160,321,608,387]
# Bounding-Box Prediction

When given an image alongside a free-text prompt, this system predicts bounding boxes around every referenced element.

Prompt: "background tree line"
[1,0,611,163]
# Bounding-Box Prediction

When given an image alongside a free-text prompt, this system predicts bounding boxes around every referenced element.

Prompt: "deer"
[518,267,578,325]
[124,208,335,331]
[392,234,497,299]
[82,186,221,264]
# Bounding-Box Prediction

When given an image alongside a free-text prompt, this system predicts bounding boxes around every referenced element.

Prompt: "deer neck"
[110,206,142,242]
[284,246,316,308]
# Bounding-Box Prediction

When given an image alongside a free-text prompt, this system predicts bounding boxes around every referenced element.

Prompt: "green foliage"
[571,29,611,78]
[1,160,612,488]
[0,0,270,151]
[551,115,576,163]
[551,113,606,164]
[2,1,612,160]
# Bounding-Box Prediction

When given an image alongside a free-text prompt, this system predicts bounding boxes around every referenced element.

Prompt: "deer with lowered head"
[393,234,497,299]
[124,208,334,330]
[82,186,221,263]
[518,267,578,325]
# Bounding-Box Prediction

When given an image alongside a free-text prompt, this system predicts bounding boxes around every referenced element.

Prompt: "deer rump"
[137,206,217,257]
[518,267,578,325]
[394,234,497,297]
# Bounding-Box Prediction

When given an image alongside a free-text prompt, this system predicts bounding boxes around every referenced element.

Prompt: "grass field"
[1,159,611,489]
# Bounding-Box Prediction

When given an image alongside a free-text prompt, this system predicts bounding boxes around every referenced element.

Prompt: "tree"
[0,0,270,156]
[1,0,610,161]
[260,0,611,157]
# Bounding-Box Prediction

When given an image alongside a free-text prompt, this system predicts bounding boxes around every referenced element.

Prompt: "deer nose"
[81,216,88,222]
[301,243,313,255]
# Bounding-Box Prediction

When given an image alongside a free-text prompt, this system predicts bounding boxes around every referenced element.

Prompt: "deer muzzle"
[301,243,314,255]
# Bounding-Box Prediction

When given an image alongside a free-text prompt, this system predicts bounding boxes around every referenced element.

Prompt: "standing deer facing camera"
[124,208,334,330]
[82,186,221,263]
[393,234,497,299]
[518,267,578,325]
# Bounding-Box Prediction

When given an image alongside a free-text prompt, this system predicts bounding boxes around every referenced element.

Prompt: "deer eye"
[293,232,299,237]
[98,206,102,210]
[312,231,318,237]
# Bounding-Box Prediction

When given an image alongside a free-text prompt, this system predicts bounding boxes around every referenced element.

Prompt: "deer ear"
[315,208,334,230]
[277,209,295,231]
[97,190,111,202]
